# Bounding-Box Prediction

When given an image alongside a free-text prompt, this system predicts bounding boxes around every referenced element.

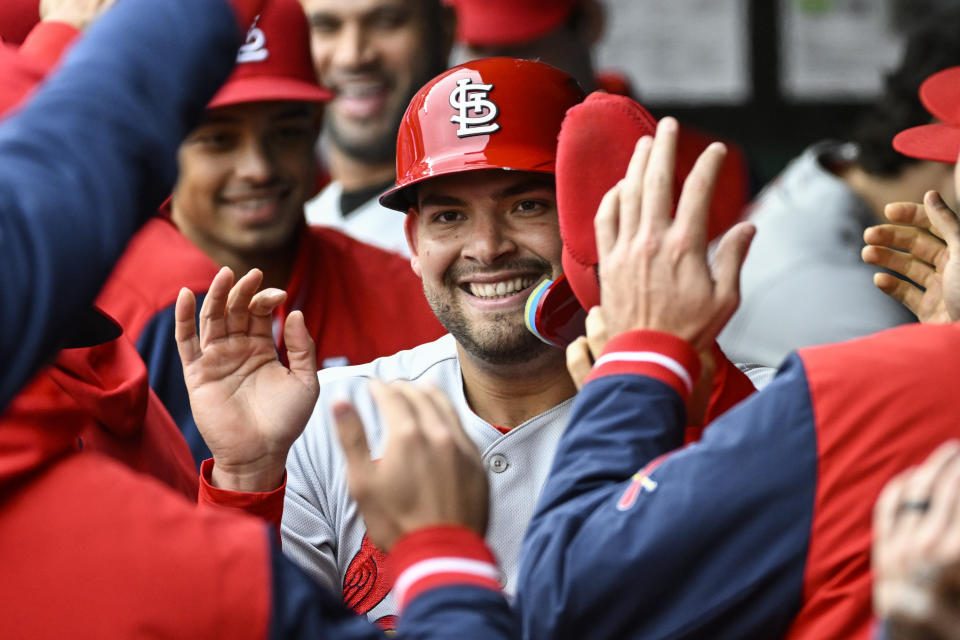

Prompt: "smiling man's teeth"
[231,197,277,210]
[338,83,384,98]
[468,277,537,299]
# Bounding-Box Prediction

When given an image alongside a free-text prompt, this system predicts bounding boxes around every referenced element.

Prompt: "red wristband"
[585,329,700,402]
[388,526,502,609]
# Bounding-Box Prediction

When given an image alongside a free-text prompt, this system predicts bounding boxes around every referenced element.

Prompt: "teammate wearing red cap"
[864,63,960,326]
[301,0,455,255]
[448,0,752,245]
[183,57,759,630]
[96,0,444,466]
[721,14,960,368]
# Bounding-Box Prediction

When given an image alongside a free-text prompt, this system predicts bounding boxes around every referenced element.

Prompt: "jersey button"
[489,453,509,473]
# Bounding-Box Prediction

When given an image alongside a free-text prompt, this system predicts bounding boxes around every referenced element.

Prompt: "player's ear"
[404,210,422,278]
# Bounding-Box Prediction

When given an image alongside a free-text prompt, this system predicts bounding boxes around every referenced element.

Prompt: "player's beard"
[423,259,555,366]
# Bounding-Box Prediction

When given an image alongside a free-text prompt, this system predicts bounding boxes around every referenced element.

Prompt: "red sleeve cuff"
[585,329,701,402]
[19,22,80,70]
[388,526,502,610]
[198,458,286,532]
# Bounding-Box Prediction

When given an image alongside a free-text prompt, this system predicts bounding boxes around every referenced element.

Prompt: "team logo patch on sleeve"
[449,78,500,138]
[616,452,670,511]
[616,472,658,511]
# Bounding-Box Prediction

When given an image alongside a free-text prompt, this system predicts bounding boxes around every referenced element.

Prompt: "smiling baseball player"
[181,57,760,630]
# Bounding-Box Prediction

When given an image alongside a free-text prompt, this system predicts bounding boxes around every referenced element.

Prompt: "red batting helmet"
[523,93,659,348]
[378,57,585,212]
[557,91,660,311]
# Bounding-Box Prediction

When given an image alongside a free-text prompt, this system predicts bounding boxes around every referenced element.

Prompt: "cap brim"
[208,76,333,110]
[919,67,960,126]
[893,123,960,164]
[456,2,574,47]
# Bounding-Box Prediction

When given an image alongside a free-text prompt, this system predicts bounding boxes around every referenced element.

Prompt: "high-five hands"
[176,267,319,492]
[334,381,488,552]
[863,191,960,324]
[592,117,756,352]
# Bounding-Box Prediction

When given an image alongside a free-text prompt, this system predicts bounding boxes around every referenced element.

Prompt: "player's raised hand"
[176,267,319,492]
[862,191,960,324]
[334,381,488,551]
[39,0,119,30]
[594,117,755,352]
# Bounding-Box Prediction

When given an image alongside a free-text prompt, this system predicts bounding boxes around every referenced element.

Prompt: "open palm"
[176,267,319,490]
[863,192,960,324]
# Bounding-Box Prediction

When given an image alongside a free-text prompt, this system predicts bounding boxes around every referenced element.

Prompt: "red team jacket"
[518,323,960,639]
[49,335,198,498]
[97,217,444,464]
[1,352,512,639]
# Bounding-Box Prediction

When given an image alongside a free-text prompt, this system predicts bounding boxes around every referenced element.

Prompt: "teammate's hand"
[862,191,960,324]
[594,117,755,352]
[176,267,319,492]
[565,307,608,390]
[39,0,118,30]
[873,441,960,640]
[334,381,489,552]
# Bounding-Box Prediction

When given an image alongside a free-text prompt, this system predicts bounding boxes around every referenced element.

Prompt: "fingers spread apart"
[863,224,946,270]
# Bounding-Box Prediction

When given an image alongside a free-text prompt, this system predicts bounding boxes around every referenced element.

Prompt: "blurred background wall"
[594,0,957,193]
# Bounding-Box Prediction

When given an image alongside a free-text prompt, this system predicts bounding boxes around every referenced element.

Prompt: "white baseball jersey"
[304,182,410,257]
[280,333,574,625]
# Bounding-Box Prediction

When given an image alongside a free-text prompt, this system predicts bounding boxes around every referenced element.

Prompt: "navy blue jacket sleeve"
[517,354,820,640]
[267,534,520,640]
[0,0,240,411]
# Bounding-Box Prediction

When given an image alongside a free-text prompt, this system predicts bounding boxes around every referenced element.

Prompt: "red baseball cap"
[0,0,39,46]
[556,92,660,311]
[893,66,960,164]
[207,0,332,110]
[449,0,579,47]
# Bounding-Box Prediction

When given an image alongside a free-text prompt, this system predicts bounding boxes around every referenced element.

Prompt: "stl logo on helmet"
[449,78,500,138]
[237,15,269,63]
